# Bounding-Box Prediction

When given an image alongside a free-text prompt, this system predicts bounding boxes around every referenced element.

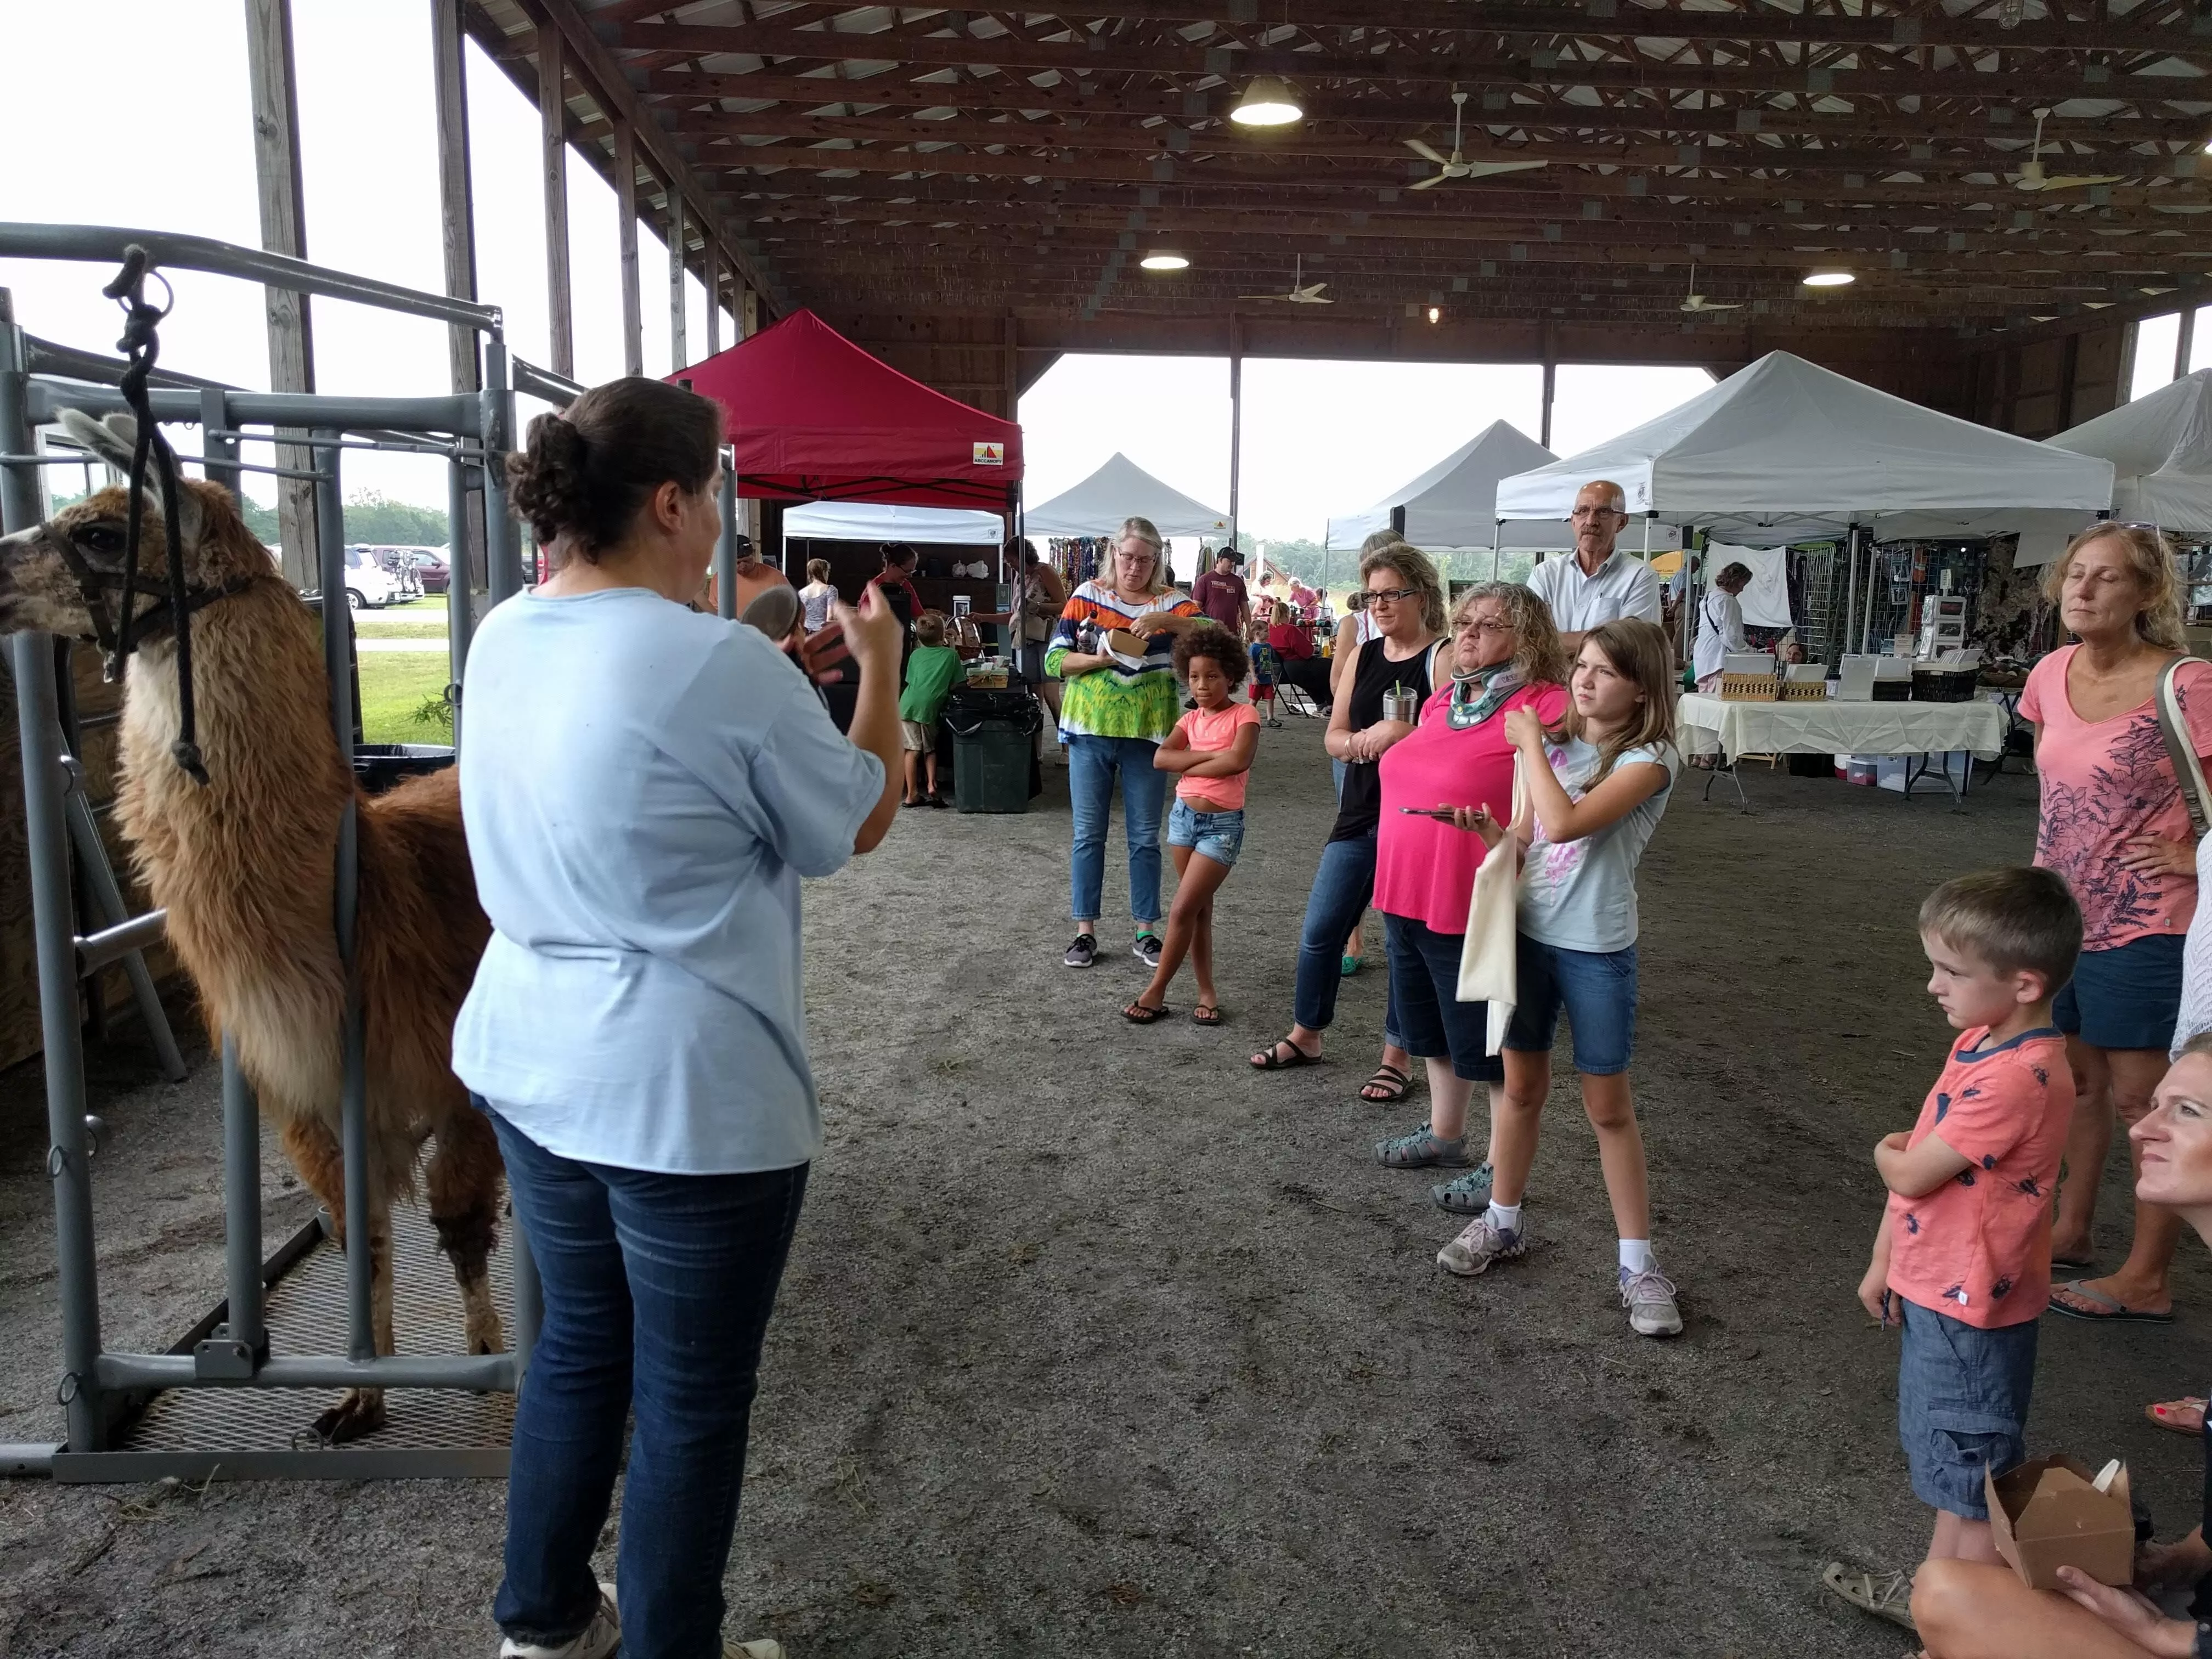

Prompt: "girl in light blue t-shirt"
[1437,618,1684,1341]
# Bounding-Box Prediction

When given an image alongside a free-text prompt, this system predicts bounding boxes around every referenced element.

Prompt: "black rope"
[102,246,209,785]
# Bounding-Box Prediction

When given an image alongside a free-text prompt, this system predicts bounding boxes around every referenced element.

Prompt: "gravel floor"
[2,719,2208,1658]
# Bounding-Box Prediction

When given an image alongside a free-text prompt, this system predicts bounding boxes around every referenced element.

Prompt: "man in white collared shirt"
[1524,479,1663,652]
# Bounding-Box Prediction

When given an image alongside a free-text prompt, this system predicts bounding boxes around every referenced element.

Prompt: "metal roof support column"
[242,0,320,591]
[432,0,488,596]
[538,24,574,380]
[1227,313,1243,560]
[2178,307,2197,383]
[704,244,720,358]
[669,195,687,373]
[615,125,642,378]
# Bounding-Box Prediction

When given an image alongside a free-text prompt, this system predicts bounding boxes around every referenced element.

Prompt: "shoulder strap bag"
[2155,656,2212,839]
[1457,754,1525,1056]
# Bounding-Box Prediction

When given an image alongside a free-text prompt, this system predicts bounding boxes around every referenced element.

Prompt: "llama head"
[0,411,275,642]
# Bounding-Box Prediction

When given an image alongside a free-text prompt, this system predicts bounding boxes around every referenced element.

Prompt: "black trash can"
[353,743,455,795]
[943,688,1041,813]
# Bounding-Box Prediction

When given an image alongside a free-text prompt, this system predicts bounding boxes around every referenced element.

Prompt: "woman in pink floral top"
[2025,526,2212,1327]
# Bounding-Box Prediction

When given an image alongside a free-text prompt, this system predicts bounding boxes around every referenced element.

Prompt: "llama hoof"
[307,1387,387,1446]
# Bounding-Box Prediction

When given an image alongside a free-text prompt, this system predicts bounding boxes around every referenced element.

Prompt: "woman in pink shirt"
[1368,584,1569,1211]
[2027,526,2212,1328]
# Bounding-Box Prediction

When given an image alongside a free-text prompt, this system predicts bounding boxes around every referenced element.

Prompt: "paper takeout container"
[1985,1455,2134,1590]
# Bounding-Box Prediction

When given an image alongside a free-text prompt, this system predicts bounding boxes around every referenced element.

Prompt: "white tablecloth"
[1675,693,2007,763]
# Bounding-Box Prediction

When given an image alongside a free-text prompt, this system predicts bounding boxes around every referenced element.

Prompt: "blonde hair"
[1358,542,1448,635]
[1359,528,1406,557]
[1112,516,1173,596]
[2043,524,2186,650]
[1270,601,1293,625]
[805,557,830,583]
[1453,582,1570,686]
[1556,618,1678,784]
[1918,867,2082,991]
[914,610,949,647]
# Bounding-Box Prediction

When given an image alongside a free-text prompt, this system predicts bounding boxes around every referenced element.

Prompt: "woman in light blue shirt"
[459,377,902,1659]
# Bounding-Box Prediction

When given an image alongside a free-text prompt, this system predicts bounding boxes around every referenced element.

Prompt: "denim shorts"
[1502,936,1638,1076]
[2055,931,2185,1052]
[1896,1296,2036,1519]
[1169,799,1245,868]
[1383,913,1505,1084]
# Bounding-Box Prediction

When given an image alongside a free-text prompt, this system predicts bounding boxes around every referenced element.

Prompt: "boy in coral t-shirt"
[1854,867,2081,1576]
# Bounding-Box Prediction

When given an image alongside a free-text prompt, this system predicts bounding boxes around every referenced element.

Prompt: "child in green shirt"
[899,611,964,807]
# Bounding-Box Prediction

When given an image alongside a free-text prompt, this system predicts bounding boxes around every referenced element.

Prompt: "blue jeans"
[1068,734,1166,924]
[486,1106,808,1659]
[1503,936,1639,1076]
[1293,832,1398,1045]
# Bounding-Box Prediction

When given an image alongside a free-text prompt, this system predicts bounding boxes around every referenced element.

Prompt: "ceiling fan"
[1238,252,1332,304]
[2011,108,2125,193]
[1406,90,1549,188]
[1679,264,1743,313]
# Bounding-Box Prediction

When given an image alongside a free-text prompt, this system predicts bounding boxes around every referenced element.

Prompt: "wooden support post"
[242,0,319,591]
[538,24,573,380]
[704,243,720,357]
[668,194,688,372]
[616,126,642,377]
[2179,305,2198,383]
[742,284,759,341]
[430,0,487,594]
[1227,313,1242,559]
[1002,310,1018,420]
[1540,358,1558,450]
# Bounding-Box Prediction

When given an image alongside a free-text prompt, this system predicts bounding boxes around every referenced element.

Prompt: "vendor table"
[1675,692,2007,810]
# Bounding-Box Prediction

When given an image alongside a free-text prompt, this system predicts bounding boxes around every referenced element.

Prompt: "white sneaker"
[1620,1265,1684,1337]
[499,1593,618,1659]
[1436,1215,1527,1277]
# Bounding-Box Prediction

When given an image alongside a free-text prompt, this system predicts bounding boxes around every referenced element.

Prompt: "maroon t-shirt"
[1193,569,1248,632]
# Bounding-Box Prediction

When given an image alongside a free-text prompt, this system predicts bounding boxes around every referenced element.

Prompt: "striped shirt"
[1045,580,1202,741]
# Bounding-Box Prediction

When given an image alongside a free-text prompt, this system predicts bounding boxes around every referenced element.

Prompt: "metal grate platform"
[54,1205,517,1483]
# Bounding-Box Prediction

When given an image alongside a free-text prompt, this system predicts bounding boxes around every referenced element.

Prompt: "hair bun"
[507,412,591,548]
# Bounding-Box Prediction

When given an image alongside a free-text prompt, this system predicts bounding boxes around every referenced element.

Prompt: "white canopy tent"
[782,500,1005,544]
[2048,369,2212,537]
[1023,452,1231,539]
[1325,422,1579,553]
[1494,351,2114,544]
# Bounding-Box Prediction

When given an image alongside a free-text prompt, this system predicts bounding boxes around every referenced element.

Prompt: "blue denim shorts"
[2055,932,2185,1052]
[1384,913,1505,1084]
[1896,1297,2036,1519]
[1169,799,1245,868]
[1502,936,1638,1076]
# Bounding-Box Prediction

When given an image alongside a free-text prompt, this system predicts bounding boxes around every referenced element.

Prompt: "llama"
[0,410,504,1444]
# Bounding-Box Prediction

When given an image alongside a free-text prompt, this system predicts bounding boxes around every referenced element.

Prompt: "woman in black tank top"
[1250,545,1447,1090]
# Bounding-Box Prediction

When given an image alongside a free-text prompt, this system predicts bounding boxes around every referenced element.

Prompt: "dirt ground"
[3,719,2210,1658]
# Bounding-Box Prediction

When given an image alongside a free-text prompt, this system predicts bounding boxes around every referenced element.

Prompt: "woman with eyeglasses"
[1368,584,1571,1221]
[1048,516,1205,970]
[1250,543,1448,1097]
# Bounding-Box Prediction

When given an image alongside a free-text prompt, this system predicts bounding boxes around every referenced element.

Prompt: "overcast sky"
[0,1,1712,543]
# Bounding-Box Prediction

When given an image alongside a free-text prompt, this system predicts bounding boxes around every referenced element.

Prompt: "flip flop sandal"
[1193,1005,1224,1026]
[2148,1397,2207,1436]
[1819,1562,1916,1632]
[1359,1064,1414,1103]
[2047,1279,2177,1324]
[1340,953,1363,977]
[1250,1039,1322,1070]
[1121,1001,1173,1025]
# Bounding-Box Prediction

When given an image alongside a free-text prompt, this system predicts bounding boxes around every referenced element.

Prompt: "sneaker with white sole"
[1620,1265,1684,1337]
[1437,1214,1527,1276]
[499,1593,619,1659]
[582,1585,786,1659]
[1374,1122,1470,1169]
[1064,932,1098,968]
[1133,932,1163,968]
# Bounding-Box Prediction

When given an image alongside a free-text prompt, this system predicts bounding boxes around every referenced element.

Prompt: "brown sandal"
[1250,1038,1321,1069]
[1122,1000,1173,1025]
[1359,1063,1414,1103]
[1193,1005,1224,1026]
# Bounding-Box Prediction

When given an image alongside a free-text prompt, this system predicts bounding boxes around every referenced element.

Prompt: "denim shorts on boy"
[898,719,937,753]
[2055,931,2185,1052]
[1502,935,1638,1075]
[1383,912,1505,1084]
[1168,799,1245,868]
[1895,1295,2036,1519]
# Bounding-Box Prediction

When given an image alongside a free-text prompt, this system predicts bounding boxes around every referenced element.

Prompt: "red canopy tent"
[673,309,1023,511]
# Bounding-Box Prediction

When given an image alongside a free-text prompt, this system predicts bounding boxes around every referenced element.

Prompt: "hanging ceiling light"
[1426,306,1442,324]
[1139,251,1190,270]
[1802,270,1857,287]
[1231,75,1303,127]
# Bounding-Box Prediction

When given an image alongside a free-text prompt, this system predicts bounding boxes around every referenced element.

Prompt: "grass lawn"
[356,651,455,746]
[352,618,451,640]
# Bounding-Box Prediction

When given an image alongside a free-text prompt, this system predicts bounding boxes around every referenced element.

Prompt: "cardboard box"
[1985,1455,2134,1590]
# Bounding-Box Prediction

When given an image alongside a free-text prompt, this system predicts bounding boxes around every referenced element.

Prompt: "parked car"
[402,549,451,595]
[358,546,423,600]
[340,544,404,610]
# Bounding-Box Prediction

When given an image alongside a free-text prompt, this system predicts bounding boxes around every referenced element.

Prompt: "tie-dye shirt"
[1516,735,1679,953]
[1886,1026,2073,1329]
[2019,645,2212,952]
[1045,580,1202,742]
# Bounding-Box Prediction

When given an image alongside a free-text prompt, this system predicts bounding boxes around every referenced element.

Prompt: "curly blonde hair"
[1452,581,1571,686]
[1358,542,1448,635]
[2042,524,2186,650]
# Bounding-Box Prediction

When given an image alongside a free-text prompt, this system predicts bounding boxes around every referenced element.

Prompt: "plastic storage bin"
[943,689,1041,813]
